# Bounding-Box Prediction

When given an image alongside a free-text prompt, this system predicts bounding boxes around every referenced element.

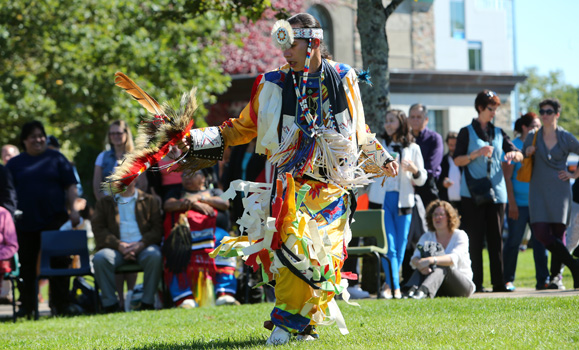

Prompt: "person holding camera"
[404,200,474,299]
[453,90,522,293]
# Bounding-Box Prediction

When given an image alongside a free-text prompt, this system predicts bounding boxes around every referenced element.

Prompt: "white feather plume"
[271,19,294,51]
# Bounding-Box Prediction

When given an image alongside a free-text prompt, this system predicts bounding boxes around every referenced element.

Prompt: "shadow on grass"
[130,336,265,349]
[0,317,18,324]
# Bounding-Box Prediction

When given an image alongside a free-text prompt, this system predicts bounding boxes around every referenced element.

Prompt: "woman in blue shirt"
[453,90,523,293]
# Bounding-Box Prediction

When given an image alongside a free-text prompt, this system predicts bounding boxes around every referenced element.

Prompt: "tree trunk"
[357,0,406,134]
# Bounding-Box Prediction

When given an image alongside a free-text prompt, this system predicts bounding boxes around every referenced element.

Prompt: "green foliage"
[0,0,269,202]
[158,0,271,23]
[518,67,579,135]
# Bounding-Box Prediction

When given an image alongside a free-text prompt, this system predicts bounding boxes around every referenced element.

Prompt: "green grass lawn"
[3,296,578,349]
[4,249,578,349]
[483,246,575,290]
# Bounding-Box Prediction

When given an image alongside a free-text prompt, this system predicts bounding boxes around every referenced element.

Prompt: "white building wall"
[435,0,513,73]
[328,5,357,67]
[466,1,512,72]
[434,0,469,71]
[391,92,479,136]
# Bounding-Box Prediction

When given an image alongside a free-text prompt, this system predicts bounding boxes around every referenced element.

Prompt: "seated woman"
[163,170,236,307]
[404,200,475,299]
[0,206,18,286]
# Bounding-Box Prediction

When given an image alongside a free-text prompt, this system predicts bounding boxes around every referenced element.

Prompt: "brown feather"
[114,72,164,115]
[103,85,200,194]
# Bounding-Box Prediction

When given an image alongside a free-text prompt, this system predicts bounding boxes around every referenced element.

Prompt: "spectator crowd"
[1,92,579,320]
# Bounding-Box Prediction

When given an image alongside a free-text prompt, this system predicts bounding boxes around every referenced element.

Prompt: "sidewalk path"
[0,301,51,320]
[470,287,579,298]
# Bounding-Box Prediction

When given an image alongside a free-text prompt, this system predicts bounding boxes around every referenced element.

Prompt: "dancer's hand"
[383,161,399,177]
[177,135,191,152]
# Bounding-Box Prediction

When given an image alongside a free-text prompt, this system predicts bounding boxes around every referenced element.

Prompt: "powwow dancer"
[106,13,398,346]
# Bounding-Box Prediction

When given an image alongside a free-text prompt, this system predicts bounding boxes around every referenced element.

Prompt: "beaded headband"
[293,28,323,40]
[271,19,323,50]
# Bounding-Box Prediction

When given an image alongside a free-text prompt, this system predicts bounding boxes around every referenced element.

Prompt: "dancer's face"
[283,37,309,72]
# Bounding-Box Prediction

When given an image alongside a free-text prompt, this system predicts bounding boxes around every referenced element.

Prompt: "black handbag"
[464,157,496,205]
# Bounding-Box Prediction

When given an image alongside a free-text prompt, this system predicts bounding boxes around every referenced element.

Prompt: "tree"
[518,67,579,136]
[220,0,303,76]
[0,0,270,202]
[205,0,303,124]
[356,0,406,133]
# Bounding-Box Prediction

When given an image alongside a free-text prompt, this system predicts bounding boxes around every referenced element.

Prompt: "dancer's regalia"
[107,19,393,340]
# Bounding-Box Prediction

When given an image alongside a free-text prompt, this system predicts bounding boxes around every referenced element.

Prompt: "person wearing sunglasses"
[502,113,549,291]
[523,98,579,290]
[92,120,143,311]
[93,120,135,201]
[453,90,523,293]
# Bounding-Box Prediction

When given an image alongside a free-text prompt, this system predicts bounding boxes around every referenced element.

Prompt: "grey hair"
[409,103,428,116]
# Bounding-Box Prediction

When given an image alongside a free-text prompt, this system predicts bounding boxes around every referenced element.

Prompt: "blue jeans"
[503,205,549,288]
[382,191,412,290]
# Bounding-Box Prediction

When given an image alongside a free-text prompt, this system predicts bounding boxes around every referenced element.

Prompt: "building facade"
[386,0,522,138]
[213,0,524,140]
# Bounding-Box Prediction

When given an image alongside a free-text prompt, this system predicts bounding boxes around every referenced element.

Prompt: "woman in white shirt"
[405,200,475,299]
[369,109,427,299]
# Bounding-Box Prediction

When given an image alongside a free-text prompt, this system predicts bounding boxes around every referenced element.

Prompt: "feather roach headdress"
[103,72,198,194]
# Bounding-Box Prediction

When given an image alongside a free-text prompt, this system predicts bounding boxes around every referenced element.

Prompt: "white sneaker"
[296,334,317,341]
[266,327,291,346]
[178,299,198,309]
[347,286,370,299]
[379,284,393,299]
[215,294,240,306]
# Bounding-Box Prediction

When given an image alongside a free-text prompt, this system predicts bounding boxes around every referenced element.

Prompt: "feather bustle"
[104,72,199,194]
[114,72,165,116]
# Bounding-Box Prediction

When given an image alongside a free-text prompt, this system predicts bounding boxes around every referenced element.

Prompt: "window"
[307,5,333,55]
[468,41,482,71]
[450,0,465,39]
[427,110,444,136]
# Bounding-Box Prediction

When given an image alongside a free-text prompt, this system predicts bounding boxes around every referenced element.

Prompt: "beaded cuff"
[189,126,224,160]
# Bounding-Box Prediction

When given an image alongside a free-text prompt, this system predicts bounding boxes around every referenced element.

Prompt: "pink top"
[0,206,18,260]
[159,157,183,186]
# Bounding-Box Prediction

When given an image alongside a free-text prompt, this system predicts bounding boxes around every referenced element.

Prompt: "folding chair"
[348,209,394,298]
[4,252,21,323]
[35,230,98,320]
[115,260,167,310]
